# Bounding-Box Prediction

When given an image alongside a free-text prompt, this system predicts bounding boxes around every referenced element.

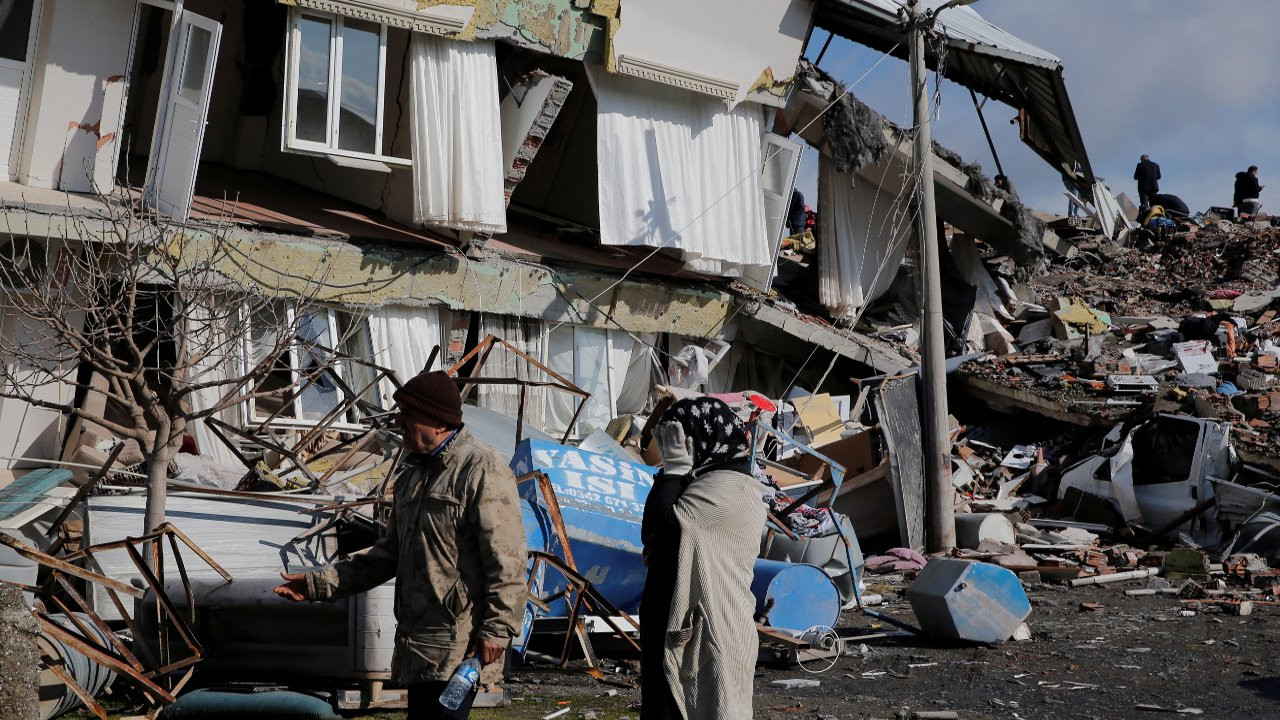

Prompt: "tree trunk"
[142,444,176,537]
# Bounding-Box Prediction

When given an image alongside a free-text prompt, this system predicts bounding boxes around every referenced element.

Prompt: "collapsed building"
[0,0,1160,717]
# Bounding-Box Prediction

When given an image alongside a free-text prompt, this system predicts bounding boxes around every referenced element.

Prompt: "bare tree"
[0,196,338,536]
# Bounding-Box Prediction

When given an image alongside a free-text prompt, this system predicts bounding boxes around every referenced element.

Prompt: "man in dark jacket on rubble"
[1134,154,1161,212]
[276,370,527,720]
[1235,166,1264,217]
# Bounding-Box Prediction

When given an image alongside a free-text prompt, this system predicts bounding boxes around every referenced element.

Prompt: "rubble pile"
[956,212,1280,460]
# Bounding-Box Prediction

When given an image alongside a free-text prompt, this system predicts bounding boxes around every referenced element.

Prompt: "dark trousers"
[1140,192,1155,210]
[407,681,476,720]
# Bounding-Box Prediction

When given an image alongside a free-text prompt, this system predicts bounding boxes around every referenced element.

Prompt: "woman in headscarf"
[640,397,765,720]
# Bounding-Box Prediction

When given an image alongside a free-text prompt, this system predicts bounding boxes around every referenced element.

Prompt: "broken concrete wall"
[500,71,573,206]
[935,141,1048,279]
[19,0,134,192]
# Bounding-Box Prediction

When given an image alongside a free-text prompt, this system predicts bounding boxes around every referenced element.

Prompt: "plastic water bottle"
[439,656,481,710]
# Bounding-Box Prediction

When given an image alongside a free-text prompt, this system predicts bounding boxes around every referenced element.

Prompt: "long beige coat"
[664,468,765,719]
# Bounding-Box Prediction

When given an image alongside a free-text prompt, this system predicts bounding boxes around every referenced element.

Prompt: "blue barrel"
[906,559,1031,644]
[513,439,844,633]
[750,559,841,632]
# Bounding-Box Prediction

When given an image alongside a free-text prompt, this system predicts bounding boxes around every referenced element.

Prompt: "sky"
[793,0,1280,217]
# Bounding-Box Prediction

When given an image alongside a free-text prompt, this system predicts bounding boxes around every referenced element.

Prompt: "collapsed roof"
[815,0,1096,199]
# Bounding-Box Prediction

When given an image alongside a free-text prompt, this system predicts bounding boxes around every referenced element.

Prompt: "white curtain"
[818,156,913,323]
[476,314,546,430]
[615,332,658,416]
[187,306,239,466]
[544,325,639,439]
[409,33,506,234]
[587,65,771,276]
[368,305,445,408]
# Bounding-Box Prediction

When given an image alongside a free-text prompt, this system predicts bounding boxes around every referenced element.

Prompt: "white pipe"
[1069,567,1157,587]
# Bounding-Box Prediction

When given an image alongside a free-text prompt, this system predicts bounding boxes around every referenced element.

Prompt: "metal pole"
[908,0,955,552]
[968,88,1004,177]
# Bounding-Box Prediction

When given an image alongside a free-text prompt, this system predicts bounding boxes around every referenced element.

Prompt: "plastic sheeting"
[408,33,506,233]
[818,157,913,323]
[367,305,445,408]
[587,65,771,276]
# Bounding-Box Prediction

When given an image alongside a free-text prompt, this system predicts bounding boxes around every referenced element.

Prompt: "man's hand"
[469,637,505,666]
[274,571,310,602]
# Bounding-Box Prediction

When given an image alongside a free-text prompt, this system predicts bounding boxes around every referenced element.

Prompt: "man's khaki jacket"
[306,428,527,684]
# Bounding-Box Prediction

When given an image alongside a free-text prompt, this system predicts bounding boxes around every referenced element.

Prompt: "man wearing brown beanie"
[276,370,526,719]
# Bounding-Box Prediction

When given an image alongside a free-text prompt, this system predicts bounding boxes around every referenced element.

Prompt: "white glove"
[654,421,695,476]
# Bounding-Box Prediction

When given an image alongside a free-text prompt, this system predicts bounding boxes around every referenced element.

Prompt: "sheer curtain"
[475,314,546,431]
[367,305,445,408]
[408,33,506,233]
[186,304,240,465]
[818,156,913,322]
[587,65,770,276]
[544,325,641,439]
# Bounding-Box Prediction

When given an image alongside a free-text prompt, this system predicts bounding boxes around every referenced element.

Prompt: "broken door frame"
[142,4,221,219]
[0,0,44,181]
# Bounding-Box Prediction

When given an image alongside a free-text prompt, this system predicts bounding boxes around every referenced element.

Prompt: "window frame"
[241,303,382,432]
[282,9,409,167]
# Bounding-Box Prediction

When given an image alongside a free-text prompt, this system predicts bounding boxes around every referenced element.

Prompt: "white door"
[0,0,40,178]
[144,11,221,220]
[744,132,804,292]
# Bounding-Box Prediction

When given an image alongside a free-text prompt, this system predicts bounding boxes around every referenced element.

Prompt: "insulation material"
[409,33,506,233]
[818,157,913,323]
[796,61,890,175]
[368,305,446,408]
[587,65,772,276]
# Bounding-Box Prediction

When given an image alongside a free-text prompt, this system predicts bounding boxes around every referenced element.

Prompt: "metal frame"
[1,523,233,717]
[447,334,592,447]
[525,551,642,673]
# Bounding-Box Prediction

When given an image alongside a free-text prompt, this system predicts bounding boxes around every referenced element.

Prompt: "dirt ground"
[69,575,1280,720]
[388,576,1280,720]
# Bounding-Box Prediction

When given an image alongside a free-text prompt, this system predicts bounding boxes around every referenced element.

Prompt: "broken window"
[282,9,408,166]
[244,302,379,427]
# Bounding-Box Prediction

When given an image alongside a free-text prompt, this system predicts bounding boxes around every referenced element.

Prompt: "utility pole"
[908,0,955,552]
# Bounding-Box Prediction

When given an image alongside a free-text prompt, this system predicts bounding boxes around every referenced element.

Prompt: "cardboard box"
[783,430,877,482]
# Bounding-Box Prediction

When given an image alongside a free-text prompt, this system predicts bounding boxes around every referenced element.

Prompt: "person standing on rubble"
[274,370,526,720]
[1235,165,1265,217]
[639,397,765,720]
[1134,154,1161,212]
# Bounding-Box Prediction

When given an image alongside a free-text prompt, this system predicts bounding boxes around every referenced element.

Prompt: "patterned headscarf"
[662,397,752,473]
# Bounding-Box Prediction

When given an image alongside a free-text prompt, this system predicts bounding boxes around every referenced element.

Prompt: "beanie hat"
[393,370,463,428]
